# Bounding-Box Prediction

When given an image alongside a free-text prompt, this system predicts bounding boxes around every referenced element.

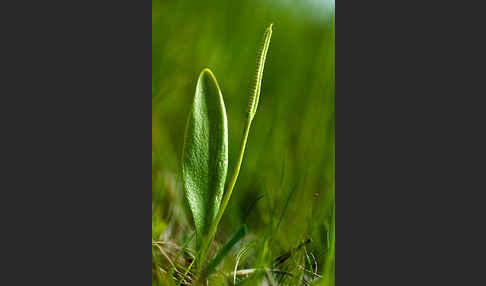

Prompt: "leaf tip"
[200,67,216,81]
[198,68,222,96]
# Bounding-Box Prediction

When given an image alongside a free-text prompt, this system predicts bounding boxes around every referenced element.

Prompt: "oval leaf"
[182,68,228,245]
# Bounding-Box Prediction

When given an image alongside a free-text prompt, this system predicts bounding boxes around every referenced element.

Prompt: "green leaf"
[182,68,228,247]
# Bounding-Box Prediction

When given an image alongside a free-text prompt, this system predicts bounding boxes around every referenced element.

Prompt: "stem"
[197,116,253,279]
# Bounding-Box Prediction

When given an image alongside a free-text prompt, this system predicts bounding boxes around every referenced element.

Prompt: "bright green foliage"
[182,68,228,246]
[153,0,334,284]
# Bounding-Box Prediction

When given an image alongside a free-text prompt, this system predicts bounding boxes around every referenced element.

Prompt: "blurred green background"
[153,0,334,284]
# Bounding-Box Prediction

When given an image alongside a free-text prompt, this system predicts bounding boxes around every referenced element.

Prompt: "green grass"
[152,0,334,285]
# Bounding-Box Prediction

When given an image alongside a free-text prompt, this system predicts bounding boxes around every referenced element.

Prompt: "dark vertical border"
[0,1,151,284]
[338,0,486,284]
